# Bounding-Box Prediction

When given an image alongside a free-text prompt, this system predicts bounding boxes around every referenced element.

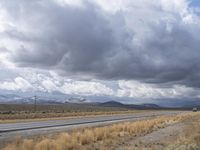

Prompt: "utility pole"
[34,95,37,113]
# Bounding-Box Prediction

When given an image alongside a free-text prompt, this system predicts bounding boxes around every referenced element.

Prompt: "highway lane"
[0,111,185,147]
[0,111,180,133]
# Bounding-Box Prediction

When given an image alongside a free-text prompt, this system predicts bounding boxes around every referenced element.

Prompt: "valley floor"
[3,111,200,150]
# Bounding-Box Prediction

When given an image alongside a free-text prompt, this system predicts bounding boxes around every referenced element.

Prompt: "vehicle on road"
[193,107,198,112]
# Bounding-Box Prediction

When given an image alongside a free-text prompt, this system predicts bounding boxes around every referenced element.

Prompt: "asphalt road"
[0,111,184,147]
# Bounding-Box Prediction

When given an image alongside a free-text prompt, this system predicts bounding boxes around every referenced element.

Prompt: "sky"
[0,0,200,104]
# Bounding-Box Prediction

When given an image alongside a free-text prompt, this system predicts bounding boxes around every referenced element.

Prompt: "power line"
[34,95,37,112]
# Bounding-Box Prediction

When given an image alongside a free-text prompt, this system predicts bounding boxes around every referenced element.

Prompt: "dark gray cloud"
[1,0,200,88]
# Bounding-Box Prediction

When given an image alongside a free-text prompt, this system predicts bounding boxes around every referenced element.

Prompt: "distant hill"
[0,95,161,109]
[66,97,89,103]
[180,99,200,108]
[100,101,161,109]
[1,94,200,110]
[142,103,161,108]
[100,101,125,107]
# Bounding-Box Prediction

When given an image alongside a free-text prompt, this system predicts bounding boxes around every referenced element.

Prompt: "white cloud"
[37,73,114,96]
[54,0,83,7]
[41,79,58,92]
[60,81,114,96]
[0,69,114,96]
[0,0,200,102]
[0,77,33,92]
[117,80,200,99]
[0,69,200,100]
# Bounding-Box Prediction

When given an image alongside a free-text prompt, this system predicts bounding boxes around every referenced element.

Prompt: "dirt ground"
[116,120,193,150]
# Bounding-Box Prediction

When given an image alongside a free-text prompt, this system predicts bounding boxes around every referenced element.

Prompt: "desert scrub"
[165,118,200,150]
[0,110,141,123]
[4,112,200,150]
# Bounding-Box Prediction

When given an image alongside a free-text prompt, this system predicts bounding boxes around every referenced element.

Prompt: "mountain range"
[0,93,200,109]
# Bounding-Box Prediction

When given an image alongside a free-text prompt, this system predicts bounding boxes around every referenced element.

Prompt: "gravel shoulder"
[116,118,194,150]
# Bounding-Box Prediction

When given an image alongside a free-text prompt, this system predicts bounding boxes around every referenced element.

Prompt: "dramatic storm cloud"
[0,0,200,102]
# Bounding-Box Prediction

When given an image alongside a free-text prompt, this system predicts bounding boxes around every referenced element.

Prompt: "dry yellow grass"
[4,112,199,150]
[165,115,200,150]
[0,110,141,124]
[0,103,132,123]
